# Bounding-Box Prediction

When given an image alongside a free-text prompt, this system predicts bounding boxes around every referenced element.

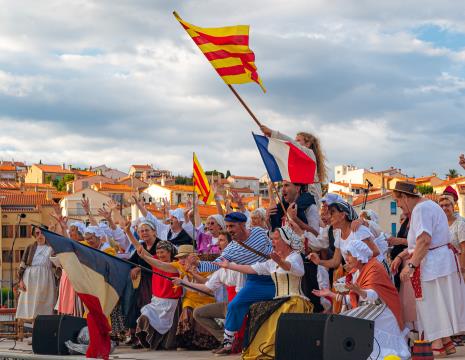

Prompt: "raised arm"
[137,246,179,273]
[217,259,257,274]
[132,195,148,218]
[82,198,97,226]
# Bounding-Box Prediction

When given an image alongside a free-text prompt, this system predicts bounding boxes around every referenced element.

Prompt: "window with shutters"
[19,225,28,238]
[2,251,11,263]
[1,225,8,238]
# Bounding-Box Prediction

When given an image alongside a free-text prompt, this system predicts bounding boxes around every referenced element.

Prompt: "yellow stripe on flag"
[193,153,214,205]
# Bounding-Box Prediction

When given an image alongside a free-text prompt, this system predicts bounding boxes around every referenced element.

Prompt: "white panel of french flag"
[253,133,316,184]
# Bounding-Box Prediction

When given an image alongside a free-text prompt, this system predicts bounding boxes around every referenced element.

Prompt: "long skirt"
[136,299,181,350]
[242,296,313,360]
[176,306,221,350]
[56,271,83,317]
[16,265,56,320]
[416,272,465,340]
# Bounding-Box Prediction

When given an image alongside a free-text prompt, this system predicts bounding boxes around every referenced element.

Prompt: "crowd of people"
[13,128,465,359]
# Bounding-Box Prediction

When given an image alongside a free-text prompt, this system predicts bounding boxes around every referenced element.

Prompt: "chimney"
[62,163,66,170]
[161,175,165,186]
[68,164,72,171]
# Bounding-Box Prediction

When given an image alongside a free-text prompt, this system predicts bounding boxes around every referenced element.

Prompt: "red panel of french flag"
[253,133,316,184]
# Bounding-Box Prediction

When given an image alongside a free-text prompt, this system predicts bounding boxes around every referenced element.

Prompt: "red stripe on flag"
[77,293,111,360]
[204,50,255,62]
[193,32,249,46]
[216,65,247,76]
[193,164,209,194]
[286,142,316,184]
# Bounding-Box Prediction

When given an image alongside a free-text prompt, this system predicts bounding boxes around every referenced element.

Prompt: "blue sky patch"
[415,24,465,51]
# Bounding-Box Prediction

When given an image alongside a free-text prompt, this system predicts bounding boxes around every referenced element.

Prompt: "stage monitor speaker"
[276,313,374,360]
[32,315,87,355]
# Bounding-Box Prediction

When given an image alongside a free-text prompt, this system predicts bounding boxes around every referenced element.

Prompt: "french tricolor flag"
[253,133,316,184]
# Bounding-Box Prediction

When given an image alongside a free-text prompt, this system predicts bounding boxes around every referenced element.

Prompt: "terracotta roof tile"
[0,165,16,171]
[34,164,74,174]
[131,165,152,170]
[352,192,392,206]
[92,183,134,192]
[73,170,95,177]
[163,185,194,192]
[0,192,56,206]
[437,177,465,187]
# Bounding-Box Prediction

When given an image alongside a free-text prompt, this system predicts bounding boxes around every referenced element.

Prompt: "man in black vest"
[268,181,322,312]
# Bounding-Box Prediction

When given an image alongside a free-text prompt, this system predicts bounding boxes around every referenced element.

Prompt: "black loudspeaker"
[276,313,374,360]
[32,315,87,355]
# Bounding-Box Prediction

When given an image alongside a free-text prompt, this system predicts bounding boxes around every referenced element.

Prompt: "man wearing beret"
[214,212,274,355]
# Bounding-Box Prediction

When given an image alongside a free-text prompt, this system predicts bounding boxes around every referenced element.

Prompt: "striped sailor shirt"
[219,227,272,265]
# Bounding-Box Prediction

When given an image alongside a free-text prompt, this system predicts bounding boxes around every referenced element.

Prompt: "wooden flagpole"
[192,153,197,249]
[269,181,291,224]
[227,84,262,128]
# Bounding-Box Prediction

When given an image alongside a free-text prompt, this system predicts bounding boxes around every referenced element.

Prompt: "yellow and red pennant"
[174,11,266,92]
[193,153,214,205]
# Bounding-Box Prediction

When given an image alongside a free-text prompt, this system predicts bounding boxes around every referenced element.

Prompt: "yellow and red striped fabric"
[193,153,214,205]
[174,11,265,92]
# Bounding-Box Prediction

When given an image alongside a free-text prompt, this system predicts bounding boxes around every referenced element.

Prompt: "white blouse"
[449,215,465,252]
[335,225,373,261]
[407,200,457,281]
[251,251,304,277]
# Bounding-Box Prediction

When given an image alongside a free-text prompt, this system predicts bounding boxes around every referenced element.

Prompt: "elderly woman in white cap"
[217,226,312,360]
[194,213,226,255]
[313,241,410,360]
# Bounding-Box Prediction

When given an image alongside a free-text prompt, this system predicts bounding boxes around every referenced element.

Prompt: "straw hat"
[175,244,195,258]
[393,181,420,197]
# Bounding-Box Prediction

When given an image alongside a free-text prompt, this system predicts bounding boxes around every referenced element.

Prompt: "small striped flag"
[174,11,266,92]
[193,153,214,204]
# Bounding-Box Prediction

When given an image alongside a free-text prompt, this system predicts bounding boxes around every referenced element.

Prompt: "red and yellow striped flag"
[174,11,266,92]
[193,153,214,205]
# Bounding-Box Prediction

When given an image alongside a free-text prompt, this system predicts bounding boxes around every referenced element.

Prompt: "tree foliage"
[446,169,460,179]
[417,184,433,195]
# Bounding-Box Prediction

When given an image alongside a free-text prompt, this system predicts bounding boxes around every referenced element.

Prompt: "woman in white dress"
[439,186,465,274]
[390,181,465,357]
[313,241,410,360]
[16,227,56,321]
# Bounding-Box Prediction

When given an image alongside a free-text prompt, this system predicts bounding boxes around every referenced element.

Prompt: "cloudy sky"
[1,0,465,180]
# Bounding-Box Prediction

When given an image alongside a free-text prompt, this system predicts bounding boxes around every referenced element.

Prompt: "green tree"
[175,175,193,185]
[205,170,224,178]
[446,169,460,179]
[417,185,433,195]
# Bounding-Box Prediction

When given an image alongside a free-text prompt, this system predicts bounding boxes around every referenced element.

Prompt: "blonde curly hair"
[296,131,327,182]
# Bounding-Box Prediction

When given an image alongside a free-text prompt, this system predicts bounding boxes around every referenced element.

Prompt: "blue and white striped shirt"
[218,227,272,265]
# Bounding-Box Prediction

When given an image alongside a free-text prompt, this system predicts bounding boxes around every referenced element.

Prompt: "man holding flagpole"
[213,212,274,355]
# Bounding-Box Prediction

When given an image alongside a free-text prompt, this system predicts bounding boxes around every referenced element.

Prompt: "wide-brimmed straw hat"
[175,244,195,258]
[393,181,420,197]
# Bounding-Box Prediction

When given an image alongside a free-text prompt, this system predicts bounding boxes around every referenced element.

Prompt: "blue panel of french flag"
[252,133,316,184]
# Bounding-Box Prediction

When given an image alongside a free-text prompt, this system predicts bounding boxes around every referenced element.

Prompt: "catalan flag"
[193,153,214,205]
[174,11,265,92]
